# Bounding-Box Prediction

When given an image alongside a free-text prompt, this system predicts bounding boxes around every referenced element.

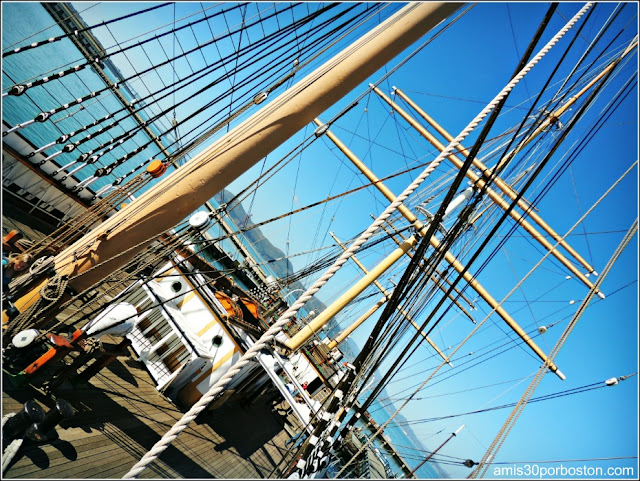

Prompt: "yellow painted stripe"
[193,347,239,387]
[176,291,196,309]
[197,318,220,337]
[172,266,241,345]
[154,267,177,283]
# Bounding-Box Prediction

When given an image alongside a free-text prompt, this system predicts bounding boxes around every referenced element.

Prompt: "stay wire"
[1,2,248,96]
[360,1,560,415]
[2,3,172,57]
[47,3,356,190]
[122,4,375,191]
[21,2,332,155]
[333,6,600,473]
[65,3,363,182]
[1,2,301,120]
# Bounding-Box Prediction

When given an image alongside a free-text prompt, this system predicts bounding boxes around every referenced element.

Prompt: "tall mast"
[378,218,476,310]
[393,86,596,274]
[3,3,459,329]
[378,219,476,320]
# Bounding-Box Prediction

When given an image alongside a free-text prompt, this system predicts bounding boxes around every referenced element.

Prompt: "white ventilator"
[83,302,138,338]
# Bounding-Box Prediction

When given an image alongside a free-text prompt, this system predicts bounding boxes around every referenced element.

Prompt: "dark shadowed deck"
[2,355,303,479]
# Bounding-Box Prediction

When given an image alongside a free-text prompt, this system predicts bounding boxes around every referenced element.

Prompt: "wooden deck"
[3,356,302,478]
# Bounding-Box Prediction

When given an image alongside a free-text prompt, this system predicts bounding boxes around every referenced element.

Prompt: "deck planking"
[2,354,300,479]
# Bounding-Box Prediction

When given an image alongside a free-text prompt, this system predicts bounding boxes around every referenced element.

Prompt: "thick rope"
[471,216,638,479]
[7,256,55,293]
[1,413,20,475]
[122,5,590,477]
[5,275,70,339]
[120,4,593,478]
[1,439,23,474]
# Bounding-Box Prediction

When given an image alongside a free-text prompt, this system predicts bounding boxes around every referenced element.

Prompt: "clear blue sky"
[3,2,638,478]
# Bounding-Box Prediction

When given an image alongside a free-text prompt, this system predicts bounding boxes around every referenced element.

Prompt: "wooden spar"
[284,236,418,349]
[2,3,459,327]
[381,219,476,310]
[286,117,565,379]
[327,296,388,349]
[315,114,476,320]
[377,215,476,309]
[372,86,604,298]
[491,36,638,173]
[377,219,477,321]
[393,86,597,274]
[329,232,452,365]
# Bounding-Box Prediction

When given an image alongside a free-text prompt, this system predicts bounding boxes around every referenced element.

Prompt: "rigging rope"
[470,218,638,478]
[2,2,249,95]
[31,3,369,191]
[123,4,547,473]
[1,3,304,130]
[290,4,594,477]
[341,156,636,478]
[2,3,172,58]
[32,2,337,157]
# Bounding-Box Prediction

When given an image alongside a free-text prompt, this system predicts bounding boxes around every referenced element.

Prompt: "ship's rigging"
[2,2,637,479]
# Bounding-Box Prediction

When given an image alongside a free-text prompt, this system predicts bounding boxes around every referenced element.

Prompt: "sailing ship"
[2,2,638,479]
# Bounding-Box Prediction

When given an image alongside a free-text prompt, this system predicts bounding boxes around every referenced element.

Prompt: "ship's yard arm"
[376,32,638,289]
[284,118,562,378]
[489,35,639,174]
[329,232,453,366]
[392,87,589,270]
[320,121,477,323]
[2,3,460,335]
[372,86,606,296]
[471,217,639,479]
[334,160,637,481]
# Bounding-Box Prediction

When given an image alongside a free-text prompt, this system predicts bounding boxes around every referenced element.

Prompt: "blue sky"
[3,2,638,478]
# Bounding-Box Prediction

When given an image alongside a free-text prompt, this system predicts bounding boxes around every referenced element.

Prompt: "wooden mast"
[392,86,593,274]
[378,218,476,310]
[489,35,638,173]
[3,3,459,328]
[377,219,476,320]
